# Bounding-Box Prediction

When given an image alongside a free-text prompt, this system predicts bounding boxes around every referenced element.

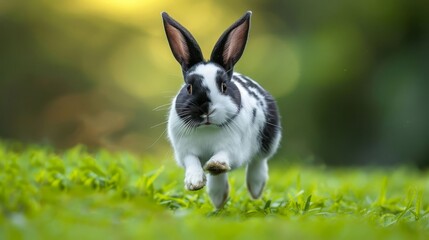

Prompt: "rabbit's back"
[231,73,281,157]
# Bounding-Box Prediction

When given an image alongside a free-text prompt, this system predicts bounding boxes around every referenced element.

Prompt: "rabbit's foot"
[184,171,206,191]
[204,160,230,175]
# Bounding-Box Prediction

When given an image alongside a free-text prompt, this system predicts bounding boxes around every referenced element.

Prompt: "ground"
[1,141,429,239]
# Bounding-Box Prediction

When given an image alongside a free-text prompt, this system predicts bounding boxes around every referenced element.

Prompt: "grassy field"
[1,141,429,240]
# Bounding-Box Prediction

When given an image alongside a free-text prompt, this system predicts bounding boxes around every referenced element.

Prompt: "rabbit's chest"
[181,125,256,162]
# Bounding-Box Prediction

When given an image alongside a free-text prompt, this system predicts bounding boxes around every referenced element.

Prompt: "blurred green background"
[0,0,428,166]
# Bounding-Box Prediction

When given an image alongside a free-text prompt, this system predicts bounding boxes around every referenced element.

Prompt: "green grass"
[1,141,429,239]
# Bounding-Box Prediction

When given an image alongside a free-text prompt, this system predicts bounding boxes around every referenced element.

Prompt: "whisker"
[150,120,169,129]
[153,103,172,111]
[145,128,167,151]
[263,121,282,129]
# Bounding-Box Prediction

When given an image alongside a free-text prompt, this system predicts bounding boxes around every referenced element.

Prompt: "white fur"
[167,64,280,208]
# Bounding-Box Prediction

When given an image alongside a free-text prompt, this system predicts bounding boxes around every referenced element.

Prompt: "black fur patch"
[232,75,265,107]
[233,78,261,101]
[216,70,241,108]
[175,74,211,124]
[233,75,266,96]
[232,74,281,153]
[215,70,227,94]
[260,94,280,153]
[252,108,257,123]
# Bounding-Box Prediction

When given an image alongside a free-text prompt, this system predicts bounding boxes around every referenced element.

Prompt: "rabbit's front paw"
[204,160,231,175]
[184,171,206,191]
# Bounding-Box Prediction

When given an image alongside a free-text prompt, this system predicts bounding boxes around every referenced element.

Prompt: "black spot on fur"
[185,74,211,94]
[215,70,226,94]
[233,75,266,96]
[233,78,261,101]
[216,70,241,111]
[252,108,257,123]
[232,74,281,153]
[260,94,280,153]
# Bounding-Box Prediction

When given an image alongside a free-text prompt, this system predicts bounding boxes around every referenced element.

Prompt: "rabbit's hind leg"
[207,173,229,209]
[246,158,268,199]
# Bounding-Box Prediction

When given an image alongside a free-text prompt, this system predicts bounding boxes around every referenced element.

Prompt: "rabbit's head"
[162,12,252,127]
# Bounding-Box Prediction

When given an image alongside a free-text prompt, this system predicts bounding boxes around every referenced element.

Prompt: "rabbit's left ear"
[210,11,252,74]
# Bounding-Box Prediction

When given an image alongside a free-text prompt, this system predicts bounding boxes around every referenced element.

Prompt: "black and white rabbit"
[162,11,281,208]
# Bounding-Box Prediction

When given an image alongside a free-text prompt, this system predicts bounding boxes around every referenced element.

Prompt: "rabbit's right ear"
[210,11,251,75]
[162,12,204,73]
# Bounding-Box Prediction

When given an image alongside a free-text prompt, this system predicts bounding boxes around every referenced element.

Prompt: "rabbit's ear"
[210,11,251,74]
[162,12,204,72]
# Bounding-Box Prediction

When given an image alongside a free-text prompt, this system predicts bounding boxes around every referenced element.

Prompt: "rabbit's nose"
[200,108,216,119]
[208,108,216,116]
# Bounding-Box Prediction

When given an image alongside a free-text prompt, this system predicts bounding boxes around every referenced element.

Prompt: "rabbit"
[161,11,281,209]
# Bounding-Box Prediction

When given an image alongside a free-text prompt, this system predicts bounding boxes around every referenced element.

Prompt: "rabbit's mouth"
[200,118,214,127]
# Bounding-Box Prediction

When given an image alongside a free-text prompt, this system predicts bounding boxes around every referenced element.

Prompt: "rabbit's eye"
[221,82,227,93]
[186,84,192,95]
